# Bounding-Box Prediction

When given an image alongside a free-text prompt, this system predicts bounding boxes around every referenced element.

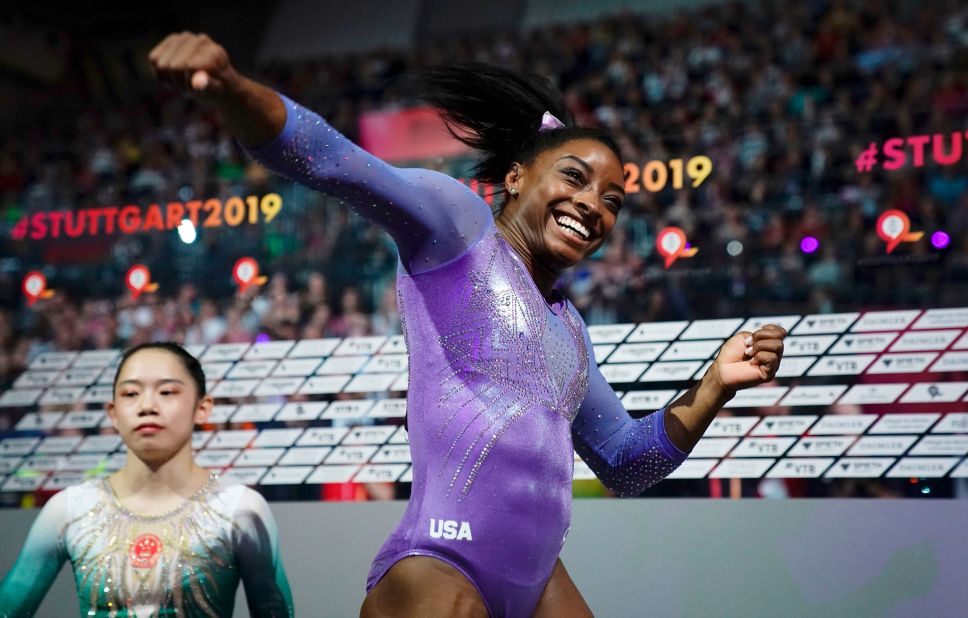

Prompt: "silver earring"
[509,188,517,196]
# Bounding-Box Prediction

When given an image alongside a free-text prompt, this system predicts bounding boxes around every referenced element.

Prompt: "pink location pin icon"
[656,226,698,268]
[22,271,54,306]
[876,209,923,254]
[232,257,268,294]
[125,265,158,300]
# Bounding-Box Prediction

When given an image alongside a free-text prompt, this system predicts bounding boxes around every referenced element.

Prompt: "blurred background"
[1,0,967,503]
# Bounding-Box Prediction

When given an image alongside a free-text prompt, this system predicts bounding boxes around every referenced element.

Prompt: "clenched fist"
[147,32,285,145]
[148,32,237,98]
[712,324,787,392]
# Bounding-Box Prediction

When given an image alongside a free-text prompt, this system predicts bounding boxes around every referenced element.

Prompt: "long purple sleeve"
[244,93,492,273]
[571,315,690,497]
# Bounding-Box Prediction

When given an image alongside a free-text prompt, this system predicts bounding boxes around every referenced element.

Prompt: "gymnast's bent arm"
[573,316,786,496]
[149,32,492,273]
[569,310,693,497]
[0,491,71,617]
[571,343,691,497]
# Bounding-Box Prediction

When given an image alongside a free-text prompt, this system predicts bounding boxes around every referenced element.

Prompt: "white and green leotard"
[0,474,293,617]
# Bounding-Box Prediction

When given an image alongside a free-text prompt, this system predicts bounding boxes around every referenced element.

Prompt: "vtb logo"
[429,518,473,541]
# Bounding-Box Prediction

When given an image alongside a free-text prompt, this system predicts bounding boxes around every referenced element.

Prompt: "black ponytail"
[413,62,621,190]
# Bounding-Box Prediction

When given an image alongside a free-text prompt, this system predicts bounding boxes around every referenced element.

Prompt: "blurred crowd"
[2,0,967,376]
[0,0,966,498]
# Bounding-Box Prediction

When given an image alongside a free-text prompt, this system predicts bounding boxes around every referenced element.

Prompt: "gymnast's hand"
[712,324,786,393]
[148,32,286,146]
[148,32,239,98]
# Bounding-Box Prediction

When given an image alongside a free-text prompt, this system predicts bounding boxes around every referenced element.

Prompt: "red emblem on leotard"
[129,533,163,569]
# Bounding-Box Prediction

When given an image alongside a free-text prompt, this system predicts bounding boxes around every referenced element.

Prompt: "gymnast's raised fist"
[148,33,284,145]
[148,32,238,98]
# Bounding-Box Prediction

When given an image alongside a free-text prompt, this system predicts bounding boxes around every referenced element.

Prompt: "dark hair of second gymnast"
[113,342,207,399]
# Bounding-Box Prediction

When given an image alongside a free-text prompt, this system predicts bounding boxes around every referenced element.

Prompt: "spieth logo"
[429,518,473,541]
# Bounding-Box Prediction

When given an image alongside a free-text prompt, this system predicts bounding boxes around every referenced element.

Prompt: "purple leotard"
[248,94,689,617]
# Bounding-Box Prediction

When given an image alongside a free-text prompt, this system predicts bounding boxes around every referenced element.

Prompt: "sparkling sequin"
[363,226,597,612]
[55,475,236,617]
[5,475,290,617]
[419,234,589,498]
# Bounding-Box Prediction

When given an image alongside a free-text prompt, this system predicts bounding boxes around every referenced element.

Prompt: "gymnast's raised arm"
[148,32,492,273]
